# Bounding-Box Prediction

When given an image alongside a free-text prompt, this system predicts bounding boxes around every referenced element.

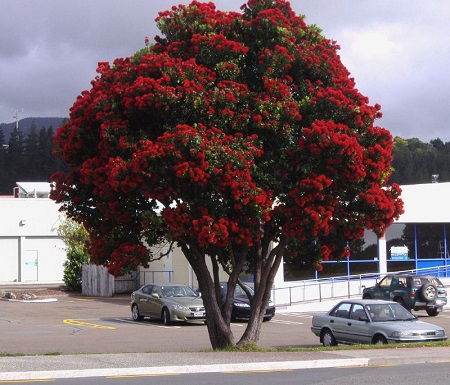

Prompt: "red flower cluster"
[51,0,403,276]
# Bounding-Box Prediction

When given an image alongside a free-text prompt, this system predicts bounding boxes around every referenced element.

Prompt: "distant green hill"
[0,117,66,141]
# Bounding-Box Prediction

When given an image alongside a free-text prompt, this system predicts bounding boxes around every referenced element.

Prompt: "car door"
[137,285,154,316]
[346,304,371,344]
[328,302,352,342]
[372,276,393,300]
[146,285,164,318]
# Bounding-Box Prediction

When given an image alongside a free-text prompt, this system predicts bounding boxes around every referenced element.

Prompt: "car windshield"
[161,285,197,298]
[366,303,416,322]
[221,284,253,296]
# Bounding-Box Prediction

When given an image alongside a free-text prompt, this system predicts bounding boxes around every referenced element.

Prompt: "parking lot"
[1,294,450,354]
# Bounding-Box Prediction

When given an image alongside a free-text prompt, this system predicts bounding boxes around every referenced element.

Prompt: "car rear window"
[427,277,444,286]
[414,277,444,287]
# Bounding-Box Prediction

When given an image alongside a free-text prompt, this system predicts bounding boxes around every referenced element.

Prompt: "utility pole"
[12,108,23,130]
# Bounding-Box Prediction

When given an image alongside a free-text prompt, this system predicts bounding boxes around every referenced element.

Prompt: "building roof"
[15,182,52,198]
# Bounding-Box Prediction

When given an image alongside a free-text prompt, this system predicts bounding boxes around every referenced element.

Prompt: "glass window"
[378,276,392,288]
[142,285,153,295]
[331,302,351,318]
[350,304,366,320]
[416,223,443,259]
[439,223,449,259]
[360,230,378,260]
[398,276,407,287]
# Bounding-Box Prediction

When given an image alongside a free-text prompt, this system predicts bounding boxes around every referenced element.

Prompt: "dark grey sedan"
[131,283,205,325]
[311,299,447,346]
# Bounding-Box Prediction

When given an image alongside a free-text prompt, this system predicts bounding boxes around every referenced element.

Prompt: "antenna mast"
[12,108,24,130]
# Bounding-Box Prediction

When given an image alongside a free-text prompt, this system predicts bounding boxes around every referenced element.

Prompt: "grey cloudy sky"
[1,0,449,142]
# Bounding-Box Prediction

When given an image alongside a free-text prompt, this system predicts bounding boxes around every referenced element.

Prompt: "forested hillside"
[390,137,450,184]
[0,119,68,195]
[0,119,448,195]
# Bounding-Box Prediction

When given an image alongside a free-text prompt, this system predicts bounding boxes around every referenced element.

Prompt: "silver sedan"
[311,299,447,346]
[131,283,205,325]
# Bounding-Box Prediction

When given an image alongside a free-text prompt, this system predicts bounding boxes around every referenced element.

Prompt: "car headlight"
[390,331,410,337]
[234,302,251,308]
[171,304,190,311]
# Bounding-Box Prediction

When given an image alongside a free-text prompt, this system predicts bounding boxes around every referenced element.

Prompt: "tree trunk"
[178,237,285,349]
[180,242,236,349]
[237,241,285,346]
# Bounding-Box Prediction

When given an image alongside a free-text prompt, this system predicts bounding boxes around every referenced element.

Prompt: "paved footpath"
[1,347,450,381]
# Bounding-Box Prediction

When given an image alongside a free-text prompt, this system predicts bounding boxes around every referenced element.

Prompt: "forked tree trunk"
[179,237,285,349]
[237,243,285,346]
[180,243,236,349]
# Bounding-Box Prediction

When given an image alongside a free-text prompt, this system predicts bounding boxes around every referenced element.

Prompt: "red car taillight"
[410,290,415,298]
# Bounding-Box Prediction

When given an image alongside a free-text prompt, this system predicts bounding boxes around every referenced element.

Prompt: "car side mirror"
[197,292,202,298]
[359,316,369,322]
[151,293,160,299]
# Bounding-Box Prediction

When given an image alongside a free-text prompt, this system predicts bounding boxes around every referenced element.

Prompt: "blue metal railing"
[271,265,450,307]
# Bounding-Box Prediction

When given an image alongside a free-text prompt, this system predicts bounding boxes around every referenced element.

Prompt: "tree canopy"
[51,0,403,349]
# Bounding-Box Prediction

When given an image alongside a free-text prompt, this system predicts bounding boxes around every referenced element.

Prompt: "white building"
[2,181,449,285]
[377,181,450,274]
[0,182,66,283]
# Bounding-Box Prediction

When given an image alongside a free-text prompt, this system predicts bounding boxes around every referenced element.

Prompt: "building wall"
[0,238,19,281]
[0,197,67,283]
[138,241,228,288]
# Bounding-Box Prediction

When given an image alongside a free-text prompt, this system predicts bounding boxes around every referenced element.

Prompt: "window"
[331,302,351,318]
[398,277,407,287]
[350,304,366,320]
[378,276,392,288]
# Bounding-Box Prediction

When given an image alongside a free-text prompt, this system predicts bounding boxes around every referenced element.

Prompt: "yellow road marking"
[0,380,55,383]
[106,374,180,379]
[224,369,294,374]
[63,319,115,330]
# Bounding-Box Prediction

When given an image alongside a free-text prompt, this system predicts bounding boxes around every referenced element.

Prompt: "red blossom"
[51,0,403,277]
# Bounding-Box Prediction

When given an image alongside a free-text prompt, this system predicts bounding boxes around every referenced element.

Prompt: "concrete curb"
[0,358,370,381]
[1,298,58,303]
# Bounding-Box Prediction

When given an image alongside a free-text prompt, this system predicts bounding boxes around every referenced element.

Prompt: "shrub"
[63,246,89,291]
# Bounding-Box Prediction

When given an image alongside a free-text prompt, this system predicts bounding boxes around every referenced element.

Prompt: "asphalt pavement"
[1,293,450,381]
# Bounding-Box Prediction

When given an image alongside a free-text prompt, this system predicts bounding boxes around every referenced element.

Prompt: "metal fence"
[271,265,450,307]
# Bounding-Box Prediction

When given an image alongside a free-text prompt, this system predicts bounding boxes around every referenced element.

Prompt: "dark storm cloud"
[1,0,449,142]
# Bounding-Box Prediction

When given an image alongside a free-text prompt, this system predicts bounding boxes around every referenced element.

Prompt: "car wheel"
[420,283,438,302]
[131,304,143,321]
[426,308,439,317]
[362,294,372,299]
[321,329,337,347]
[162,308,171,326]
[373,335,387,345]
[263,316,273,322]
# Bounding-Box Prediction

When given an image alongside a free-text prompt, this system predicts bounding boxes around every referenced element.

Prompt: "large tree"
[51,0,403,349]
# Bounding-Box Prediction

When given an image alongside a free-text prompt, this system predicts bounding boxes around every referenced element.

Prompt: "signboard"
[390,246,409,260]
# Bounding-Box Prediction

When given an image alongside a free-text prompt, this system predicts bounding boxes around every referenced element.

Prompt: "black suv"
[362,273,447,316]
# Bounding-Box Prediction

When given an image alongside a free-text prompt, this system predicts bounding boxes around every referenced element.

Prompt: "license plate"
[193,312,205,317]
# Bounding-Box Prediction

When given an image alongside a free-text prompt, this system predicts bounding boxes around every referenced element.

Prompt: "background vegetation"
[1,123,448,197]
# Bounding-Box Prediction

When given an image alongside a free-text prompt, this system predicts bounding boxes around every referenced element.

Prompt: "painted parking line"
[271,319,304,325]
[114,318,181,329]
[63,319,116,330]
[279,313,313,318]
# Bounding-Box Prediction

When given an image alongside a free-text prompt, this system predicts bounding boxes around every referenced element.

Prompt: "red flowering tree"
[51,0,403,349]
